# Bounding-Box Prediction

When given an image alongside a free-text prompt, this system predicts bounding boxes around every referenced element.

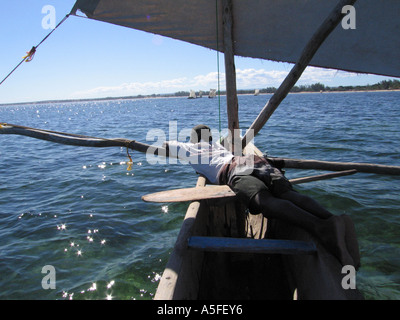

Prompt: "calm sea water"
[0,91,399,300]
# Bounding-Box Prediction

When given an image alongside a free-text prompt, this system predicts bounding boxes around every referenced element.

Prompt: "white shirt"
[164,141,234,184]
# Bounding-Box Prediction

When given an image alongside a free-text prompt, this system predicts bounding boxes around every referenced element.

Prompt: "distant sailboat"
[208,89,216,98]
[254,89,260,96]
[188,90,196,99]
[198,90,203,98]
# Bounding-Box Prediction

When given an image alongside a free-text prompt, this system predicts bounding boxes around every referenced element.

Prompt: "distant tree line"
[126,79,400,98]
[183,80,400,96]
[257,79,400,94]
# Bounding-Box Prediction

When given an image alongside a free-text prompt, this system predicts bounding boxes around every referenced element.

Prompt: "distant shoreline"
[289,89,400,94]
[1,88,399,107]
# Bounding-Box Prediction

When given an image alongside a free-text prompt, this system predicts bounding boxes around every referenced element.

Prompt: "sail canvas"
[71,0,400,77]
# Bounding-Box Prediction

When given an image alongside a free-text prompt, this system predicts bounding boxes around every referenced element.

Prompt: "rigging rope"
[0,14,70,87]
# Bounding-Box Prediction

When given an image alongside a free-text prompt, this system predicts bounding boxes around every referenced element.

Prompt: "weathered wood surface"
[222,0,240,153]
[278,157,400,175]
[154,173,291,299]
[289,169,357,184]
[142,185,236,203]
[154,176,207,300]
[0,123,167,156]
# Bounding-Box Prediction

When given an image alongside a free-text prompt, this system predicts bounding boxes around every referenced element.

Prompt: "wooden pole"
[277,157,400,176]
[222,0,240,153]
[242,0,358,148]
[0,123,167,157]
[289,169,357,185]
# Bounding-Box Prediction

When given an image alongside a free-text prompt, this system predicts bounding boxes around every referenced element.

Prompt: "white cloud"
[71,77,188,98]
[235,67,356,88]
[193,72,220,87]
[299,66,357,83]
[236,68,288,88]
[70,66,357,99]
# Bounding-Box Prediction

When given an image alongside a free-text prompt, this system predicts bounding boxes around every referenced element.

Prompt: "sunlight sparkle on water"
[62,292,74,300]
[107,280,115,289]
[161,205,168,214]
[57,223,67,230]
[98,162,106,169]
[88,283,97,292]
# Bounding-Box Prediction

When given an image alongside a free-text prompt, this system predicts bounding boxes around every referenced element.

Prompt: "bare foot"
[319,215,354,267]
[341,214,361,270]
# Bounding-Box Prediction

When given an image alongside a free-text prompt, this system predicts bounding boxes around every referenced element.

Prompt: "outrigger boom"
[2,123,399,176]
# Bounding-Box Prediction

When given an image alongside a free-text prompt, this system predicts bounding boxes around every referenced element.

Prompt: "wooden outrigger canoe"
[2,0,400,300]
[0,125,368,299]
[152,145,363,300]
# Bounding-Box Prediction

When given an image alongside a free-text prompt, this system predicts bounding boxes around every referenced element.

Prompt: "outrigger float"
[1,0,400,299]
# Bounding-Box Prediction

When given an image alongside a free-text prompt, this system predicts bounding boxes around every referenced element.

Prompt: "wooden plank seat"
[188,236,317,255]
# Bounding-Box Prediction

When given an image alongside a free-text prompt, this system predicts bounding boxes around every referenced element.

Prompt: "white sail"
[254,89,260,96]
[208,89,216,98]
[188,90,196,99]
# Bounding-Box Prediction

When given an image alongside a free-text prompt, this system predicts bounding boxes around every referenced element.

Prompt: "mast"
[222,0,240,153]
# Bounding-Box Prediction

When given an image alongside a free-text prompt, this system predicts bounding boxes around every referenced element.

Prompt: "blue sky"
[0,0,396,104]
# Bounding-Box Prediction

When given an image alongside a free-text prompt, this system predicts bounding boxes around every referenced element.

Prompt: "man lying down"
[163,124,360,270]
